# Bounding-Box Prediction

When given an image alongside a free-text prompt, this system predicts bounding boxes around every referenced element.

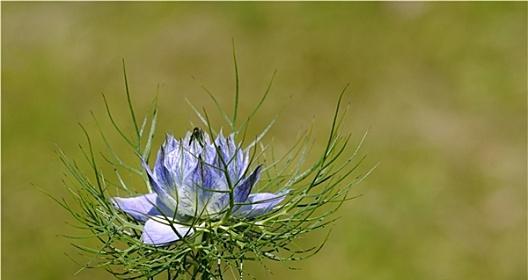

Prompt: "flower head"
[112,130,286,246]
[59,63,363,280]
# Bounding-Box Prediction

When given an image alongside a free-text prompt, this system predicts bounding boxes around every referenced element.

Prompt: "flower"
[111,130,287,246]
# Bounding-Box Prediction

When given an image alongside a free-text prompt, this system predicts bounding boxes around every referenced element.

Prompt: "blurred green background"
[2,2,526,280]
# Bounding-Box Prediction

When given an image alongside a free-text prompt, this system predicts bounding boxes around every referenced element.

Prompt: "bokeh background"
[2,2,526,280]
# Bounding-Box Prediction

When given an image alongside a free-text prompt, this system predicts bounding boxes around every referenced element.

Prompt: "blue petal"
[190,161,215,205]
[180,159,226,215]
[164,134,178,151]
[234,165,261,203]
[227,135,249,181]
[234,191,288,218]
[206,192,229,214]
[141,217,194,246]
[142,161,178,211]
[214,133,249,183]
[155,135,185,188]
[213,133,229,166]
[143,161,166,194]
[163,138,198,186]
[202,141,217,165]
[154,146,174,188]
[111,193,159,222]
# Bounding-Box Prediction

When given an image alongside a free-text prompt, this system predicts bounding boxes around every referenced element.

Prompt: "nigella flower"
[112,130,287,246]
[59,61,363,279]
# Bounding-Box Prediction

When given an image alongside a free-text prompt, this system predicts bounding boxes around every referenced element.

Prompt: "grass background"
[2,2,526,280]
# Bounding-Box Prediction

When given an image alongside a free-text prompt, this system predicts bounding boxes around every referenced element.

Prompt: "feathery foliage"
[56,54,371,279]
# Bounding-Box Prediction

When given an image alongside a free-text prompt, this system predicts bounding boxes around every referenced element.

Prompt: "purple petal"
[155,135,186,188]
[214,133,249,183]
[190,159,221,192]
[213,133,229,166]
[202,142,217,164]
[154,146,173,187]
[142,161,165,194]
[234,166,261,203]
[142,161,178,211]
[141,217,194,246]
[234,191,288,218]
[164,139,198,186]
[111,193,159,222]
[206,193,229,214]
[183,159,226,214]
[164,134,178,150]
[227,135,249,180]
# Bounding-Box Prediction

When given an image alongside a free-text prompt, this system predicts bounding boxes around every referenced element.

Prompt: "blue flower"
[112,131,287,246]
